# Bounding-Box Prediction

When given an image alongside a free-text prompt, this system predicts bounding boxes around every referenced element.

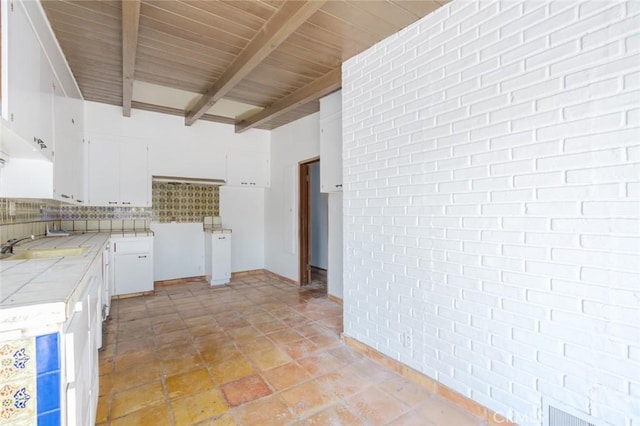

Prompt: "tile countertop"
[0,231,151,334]
[203,227,232,234]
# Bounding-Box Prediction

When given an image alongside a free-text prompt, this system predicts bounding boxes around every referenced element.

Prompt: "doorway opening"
[298,158,328,288]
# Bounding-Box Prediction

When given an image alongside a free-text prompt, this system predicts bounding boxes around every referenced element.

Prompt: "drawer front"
[112,239,151,254]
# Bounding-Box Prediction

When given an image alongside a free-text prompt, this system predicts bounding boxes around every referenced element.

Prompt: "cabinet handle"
[113,243,117,253]
[138,255,147,259]
[122,202,131,205]
[61,194,71,199]
[108,201,118,205]
[76,200,83,204]
[335,184,342,188]
[218,236,226,240]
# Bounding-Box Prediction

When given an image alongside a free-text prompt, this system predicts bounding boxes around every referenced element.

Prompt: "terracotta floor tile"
[210,357,255,384]
[190,323,225,337]
[118,318,152,331]
[254,320,288,334]
[297,351,346,377]
[117,326,154,343]
[184,314,218,328]
[387,409,438,426]
[244,312,277,325]
[96,395,109,423]
[171,389,228,425]
[99,373,112,396]
[230,394,294,426]
[154,329,194,347]
[347,387,410,424]
[101,274,484,426]
[99,343,116,359]
[161,352,205,376]
[308,332,342,349]
[155,343,198,361]
[266,328,305,344]
[279,338,319,359]
[379,375,433,408]
[195,331,231,348]
[180,307,214,319]
[166,368,215,399]
[316,367,374,400]
[113,349,157,372]
[116,337,155,355]
[152,320,187,334]
[302,403,363,426]
[148,311,180,322]
[220,374,272,407]
[110,381,165,419]
[279,379,337,416]
[234,335,276,354]
[111,363,163,393]
[194,413,237,425]
[227,325,262,340]
[404,397,484,426]
[247,346,292,370]
[262,361,313,391]
[110,403,172,426]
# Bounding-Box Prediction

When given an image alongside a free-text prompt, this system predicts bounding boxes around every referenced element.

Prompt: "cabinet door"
[226,151,269,187]
[119,143,149,206]
[87,140,119,206]
[6,0,42,144]
[38,49,55,161]
[320,113,342,192]
[211,234,231,284]
[53,90,75,201]
[114,253,153,295]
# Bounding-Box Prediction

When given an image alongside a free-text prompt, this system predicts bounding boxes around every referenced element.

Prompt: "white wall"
[84,101,268,273]
[342,1,640,425]
[265,113,320,281]
[220,186,265,272]
[310,162,328,269]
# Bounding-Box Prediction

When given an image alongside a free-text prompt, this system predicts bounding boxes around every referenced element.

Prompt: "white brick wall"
[342,1,640,425]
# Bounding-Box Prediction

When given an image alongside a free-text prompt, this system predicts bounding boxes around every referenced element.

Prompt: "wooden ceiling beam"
[122,0,141,117]
[185,0,326,126]
[235,67,340,133]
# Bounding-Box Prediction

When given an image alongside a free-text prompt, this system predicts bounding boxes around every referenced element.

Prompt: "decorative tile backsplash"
[0,199,60,224]
[152,182,219,222]
[59,205,151,221]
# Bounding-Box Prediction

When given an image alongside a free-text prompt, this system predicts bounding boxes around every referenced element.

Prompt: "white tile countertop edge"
[0,231,151,333]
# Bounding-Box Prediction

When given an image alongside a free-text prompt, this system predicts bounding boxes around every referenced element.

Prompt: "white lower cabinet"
[63,248,103,426]
[205,232,231,286]
[111,236,154,296]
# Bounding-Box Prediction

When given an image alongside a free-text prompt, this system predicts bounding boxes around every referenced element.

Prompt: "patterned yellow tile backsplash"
[152,182,219,222]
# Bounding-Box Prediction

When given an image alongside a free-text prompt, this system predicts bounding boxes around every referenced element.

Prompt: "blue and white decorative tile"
[0,379,36,424]
[0,338,35,382]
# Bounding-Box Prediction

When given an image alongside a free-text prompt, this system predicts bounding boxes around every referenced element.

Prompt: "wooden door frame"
[298,156,319,285]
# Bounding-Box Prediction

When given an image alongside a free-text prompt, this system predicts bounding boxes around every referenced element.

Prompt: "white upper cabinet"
[226,151,270,187]
[3,0,55,160]
[319,90,342,193]
[1,0,86,201]
[53,89,85,204]
[87,138,150,207]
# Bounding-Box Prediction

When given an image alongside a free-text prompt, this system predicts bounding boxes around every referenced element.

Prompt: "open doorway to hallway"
[299,158,328,290]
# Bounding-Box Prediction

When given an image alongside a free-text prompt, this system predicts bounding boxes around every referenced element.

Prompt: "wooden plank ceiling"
[42,0,446,132]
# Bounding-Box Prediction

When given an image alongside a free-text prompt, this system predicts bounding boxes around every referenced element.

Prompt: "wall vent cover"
[544,399,601,426]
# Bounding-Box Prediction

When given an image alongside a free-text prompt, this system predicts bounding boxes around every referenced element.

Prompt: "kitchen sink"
[8,246,89,260]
